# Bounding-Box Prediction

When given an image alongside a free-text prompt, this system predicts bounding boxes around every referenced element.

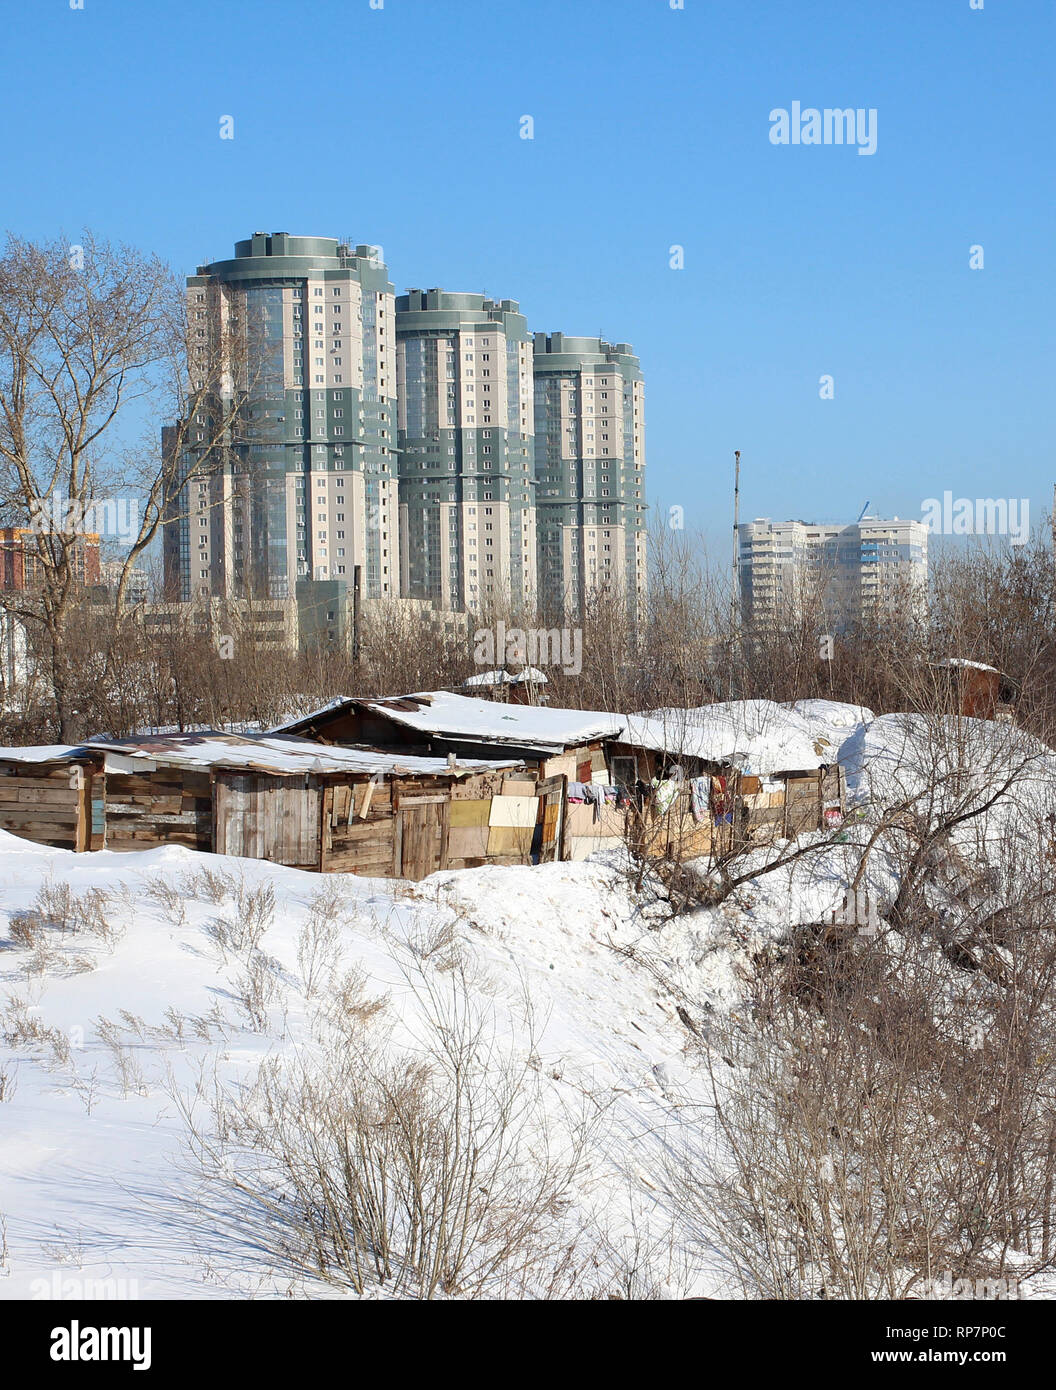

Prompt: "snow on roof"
[838,712,1054,811]
[934,657,1001,674]
[462,667,549,688]
[787,698,875,731]
[622,700,830,774]
[2,731,521,779]
[463,669,510,687]
[786,699,875,750]
[273,691,622,753]
[0,743,88,764]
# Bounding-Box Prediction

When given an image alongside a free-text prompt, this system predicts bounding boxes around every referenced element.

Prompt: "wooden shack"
[612,702,845,860]
[933,659,1018,722]
[272,692,626,866]
[271,691,623,774]
[0,746,105,851]
[0,732,567,880]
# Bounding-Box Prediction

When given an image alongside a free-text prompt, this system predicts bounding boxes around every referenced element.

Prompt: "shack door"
[397,797,446,880]
[535,774,565,863]
[215,773,321,867]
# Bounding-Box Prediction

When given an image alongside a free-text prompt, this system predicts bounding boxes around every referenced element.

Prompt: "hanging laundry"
[690,776,709,823]
[710,774,734,817]
[651,776,679,815]
[583,783,605,822]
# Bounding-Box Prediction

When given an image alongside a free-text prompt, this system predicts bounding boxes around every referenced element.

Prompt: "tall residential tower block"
[163,233,398,613]
[532,333,646,618]
[395,290,536,613]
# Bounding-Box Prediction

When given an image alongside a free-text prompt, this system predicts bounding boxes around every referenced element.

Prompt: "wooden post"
[319,784,333,873]
[439,794,451,870]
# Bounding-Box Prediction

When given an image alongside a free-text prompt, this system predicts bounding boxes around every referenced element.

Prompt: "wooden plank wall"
[105,768,212,852]
[0,760,85,850]
[214,773,320,866]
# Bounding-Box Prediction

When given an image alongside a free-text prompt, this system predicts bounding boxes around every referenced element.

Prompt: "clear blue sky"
[5,0,1053,552]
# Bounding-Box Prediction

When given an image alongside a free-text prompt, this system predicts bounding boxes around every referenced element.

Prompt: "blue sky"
[5,0,1053,552]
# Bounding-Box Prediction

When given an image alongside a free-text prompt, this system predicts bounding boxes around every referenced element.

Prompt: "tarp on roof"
[272,691,623,754]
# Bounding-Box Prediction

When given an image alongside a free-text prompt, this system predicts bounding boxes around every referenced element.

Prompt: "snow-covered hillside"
[0,833,754,1299]
[3,702,1056,1300]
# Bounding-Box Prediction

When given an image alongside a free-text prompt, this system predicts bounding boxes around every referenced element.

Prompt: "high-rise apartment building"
[395,290,536,613]
[737,517,928,631]
[163,233,398,619]
[164,236,648,635]
[532,333,646,619]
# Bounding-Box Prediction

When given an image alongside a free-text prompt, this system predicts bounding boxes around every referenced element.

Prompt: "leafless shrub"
[209,879,275,959]
[163,1006,187,1043]
[33,879,76,933]
[0,1066,17,1103]
[2,996,69,1061]
[189,1003,230,1043]
[192,867,242,906]
[146,876,189,929]
[187,958,595,1298]
[8,882,122,953]
[68,1064,102,1116]
[8,911,43,948]
[405,915,459,968]
[102,1038,149,1099]
[234,949,283,1033]
[296,885,347,999]
[315,966,388,1048]
[672,853,1056,1299]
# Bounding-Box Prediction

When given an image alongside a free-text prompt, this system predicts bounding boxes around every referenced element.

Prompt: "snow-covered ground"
[0,833,756,1300]
[3,701,1055,1300]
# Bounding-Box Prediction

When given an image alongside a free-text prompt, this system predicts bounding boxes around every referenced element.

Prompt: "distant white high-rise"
[737,517,928,631]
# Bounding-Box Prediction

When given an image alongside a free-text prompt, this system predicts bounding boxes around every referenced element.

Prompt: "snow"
[462,667,549,687]
[934,657,1001,673]
[0,745,85,765]
[837,712,1055,812]
[1,732,523,779]
[85,731,522,778]
[4,699,1056,1300]
[624,699,832,774]
[273,691,624,754]
[0,833,718,1299]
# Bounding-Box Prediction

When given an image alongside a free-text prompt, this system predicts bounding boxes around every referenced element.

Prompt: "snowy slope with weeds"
[0,834,728,1300]
[4,705,1056,1300]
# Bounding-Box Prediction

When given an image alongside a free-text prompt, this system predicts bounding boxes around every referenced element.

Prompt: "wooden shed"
[271,691,623,783]
[933,659,1018,722]
[613,702,845,860]
[0,745,105,851]
[0,731,568,881]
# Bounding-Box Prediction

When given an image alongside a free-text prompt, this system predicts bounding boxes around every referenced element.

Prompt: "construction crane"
[857,500,871,522]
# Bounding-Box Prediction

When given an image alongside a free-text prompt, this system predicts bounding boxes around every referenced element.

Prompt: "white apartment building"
[737,516,928,630]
